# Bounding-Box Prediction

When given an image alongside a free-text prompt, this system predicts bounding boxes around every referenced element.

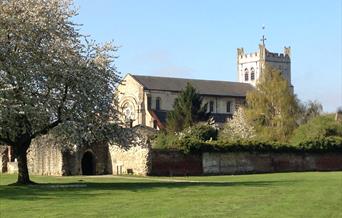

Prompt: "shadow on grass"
[0,180,297,201]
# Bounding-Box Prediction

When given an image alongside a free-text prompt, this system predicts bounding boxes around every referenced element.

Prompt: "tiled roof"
[151,110,232,125]
[131,74,254,97]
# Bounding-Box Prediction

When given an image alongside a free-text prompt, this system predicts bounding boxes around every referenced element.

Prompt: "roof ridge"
[131,74,252,86]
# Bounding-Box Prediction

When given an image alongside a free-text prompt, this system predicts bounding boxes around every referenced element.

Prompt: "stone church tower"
[237,43,293,89]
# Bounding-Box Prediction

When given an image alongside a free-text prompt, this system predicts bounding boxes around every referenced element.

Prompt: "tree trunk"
[16,140,33,185]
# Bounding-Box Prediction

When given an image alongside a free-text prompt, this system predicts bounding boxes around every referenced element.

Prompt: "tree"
[290,114,342,145]
[298,100,323,124]
[166,83,208,132]
[220,107,255,141]
[245,65,300,142]
[0,0,121,184]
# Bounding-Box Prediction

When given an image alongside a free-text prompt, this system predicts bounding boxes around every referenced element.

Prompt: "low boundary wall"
[203,152,342,174]
[150,150,342,176]
[150,150,202,176]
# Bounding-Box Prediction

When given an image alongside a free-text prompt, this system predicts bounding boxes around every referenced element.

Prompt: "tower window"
[244,68,249,81]
[209,101,214,112]
[156,97,161,110]
[226,101,231,113]
[251,68,255,80]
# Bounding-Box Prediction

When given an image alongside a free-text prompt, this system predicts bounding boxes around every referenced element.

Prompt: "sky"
[74,0,341,112]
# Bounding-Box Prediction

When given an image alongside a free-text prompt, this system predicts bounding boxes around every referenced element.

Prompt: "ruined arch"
[81,150,96,175]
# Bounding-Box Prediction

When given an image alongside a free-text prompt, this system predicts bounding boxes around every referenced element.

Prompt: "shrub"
[152,132,178,149]
[154,137,342,154]
[180,124,218,141]
[297,136,342,152]
[291,114,342,145]
[219,107,256,141]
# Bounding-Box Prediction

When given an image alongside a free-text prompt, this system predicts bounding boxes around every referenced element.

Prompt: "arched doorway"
[81,151,96,175]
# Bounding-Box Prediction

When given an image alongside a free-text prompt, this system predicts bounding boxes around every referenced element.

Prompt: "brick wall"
[150,150,202,176]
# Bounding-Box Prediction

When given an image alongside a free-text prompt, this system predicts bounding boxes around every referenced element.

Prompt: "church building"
[0,43,293,176]
[117,43,292,129]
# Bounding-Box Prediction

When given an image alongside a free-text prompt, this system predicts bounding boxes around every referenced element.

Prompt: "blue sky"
[74,0,341,112]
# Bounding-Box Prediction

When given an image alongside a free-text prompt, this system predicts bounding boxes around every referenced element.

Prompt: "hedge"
[159,136,342,154]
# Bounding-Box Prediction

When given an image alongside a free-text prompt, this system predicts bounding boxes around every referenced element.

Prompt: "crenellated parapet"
[265,49,291,63]
[236,43,292,88]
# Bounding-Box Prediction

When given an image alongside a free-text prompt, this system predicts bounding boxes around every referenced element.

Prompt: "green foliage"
[296,136,342,152]
[178,137,342,154]
[154,133,342,154]
[152,131,178,150]
[291,114,342,145]
[245,65,300,142]
[181,124,218,141]
[166,83,208,132]
[152,124,217,152]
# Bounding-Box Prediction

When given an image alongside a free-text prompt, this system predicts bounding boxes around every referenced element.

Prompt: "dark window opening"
[153,120,158,129]
[147,96,152,109]
[226,101,231,113]
[209,101,214,112]
[156,97,161,111]
[251,67,255,80]
[244,68,249,81]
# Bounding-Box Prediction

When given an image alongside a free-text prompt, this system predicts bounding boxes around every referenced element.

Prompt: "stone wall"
[27,135,112,176]
[108,126,156,176]
[203,152,342,175]
[7,161,18,174]
[109,143,150,175]
[27,138,63,176]
[0,146,9,173]
[150,150,202,176]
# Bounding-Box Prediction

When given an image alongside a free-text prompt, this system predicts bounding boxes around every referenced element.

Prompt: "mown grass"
[0,172,341,218]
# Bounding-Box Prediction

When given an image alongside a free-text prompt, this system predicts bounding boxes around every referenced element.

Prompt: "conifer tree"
[166,83,208,132]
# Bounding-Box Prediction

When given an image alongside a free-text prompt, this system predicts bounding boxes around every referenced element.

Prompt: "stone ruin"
[0,125,157,176]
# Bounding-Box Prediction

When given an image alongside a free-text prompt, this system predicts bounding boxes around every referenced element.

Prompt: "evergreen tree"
[245,65,300,142]
[166,83,208,132]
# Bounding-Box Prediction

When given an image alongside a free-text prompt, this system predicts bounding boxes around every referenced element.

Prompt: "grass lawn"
[0,172,341,218]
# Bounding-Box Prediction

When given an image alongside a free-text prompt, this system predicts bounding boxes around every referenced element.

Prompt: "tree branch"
[31,119,62,139]
[31,84,69,139]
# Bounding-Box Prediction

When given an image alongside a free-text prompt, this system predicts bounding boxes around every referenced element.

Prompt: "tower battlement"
[236,44,292,88]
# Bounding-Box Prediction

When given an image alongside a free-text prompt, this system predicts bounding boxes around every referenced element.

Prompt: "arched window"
[122,101,135,123]
[156,97,161,110]
[251,67,255,81]
[244,68,249,81]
